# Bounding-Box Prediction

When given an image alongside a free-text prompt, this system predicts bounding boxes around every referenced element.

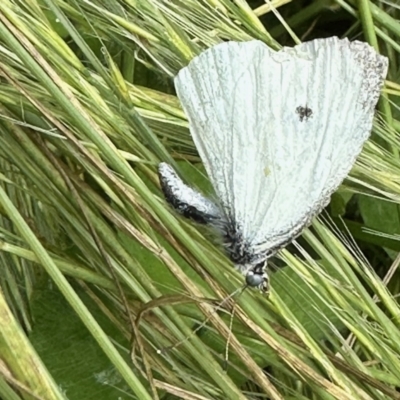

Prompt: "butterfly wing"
[158,162,221,224]
[175,38,387,256]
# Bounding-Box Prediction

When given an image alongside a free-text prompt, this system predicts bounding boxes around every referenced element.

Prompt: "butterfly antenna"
[157,285,246,355]
[223,301,235,371]
[223,284,248,371]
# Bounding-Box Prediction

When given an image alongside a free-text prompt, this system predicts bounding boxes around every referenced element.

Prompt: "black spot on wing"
[296,105,313,122]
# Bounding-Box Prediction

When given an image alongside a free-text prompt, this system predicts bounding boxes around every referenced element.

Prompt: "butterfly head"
[243,261,269,294]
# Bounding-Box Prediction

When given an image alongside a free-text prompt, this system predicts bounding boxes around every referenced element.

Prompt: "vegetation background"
[0,0,400,399]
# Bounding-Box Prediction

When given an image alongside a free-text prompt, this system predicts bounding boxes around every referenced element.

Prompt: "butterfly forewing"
[174,38,387,259]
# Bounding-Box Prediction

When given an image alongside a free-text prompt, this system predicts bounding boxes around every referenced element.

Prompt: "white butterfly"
[159,37,388,292]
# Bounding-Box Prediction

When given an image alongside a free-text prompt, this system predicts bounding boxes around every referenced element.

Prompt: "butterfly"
[159,37,388,293]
